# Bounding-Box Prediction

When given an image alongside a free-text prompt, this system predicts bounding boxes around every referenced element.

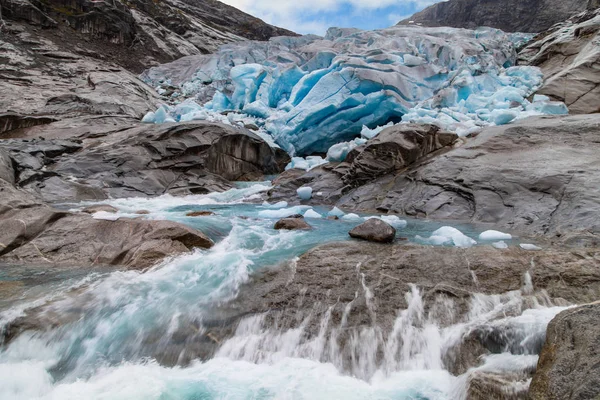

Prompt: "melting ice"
[142,26,567,156]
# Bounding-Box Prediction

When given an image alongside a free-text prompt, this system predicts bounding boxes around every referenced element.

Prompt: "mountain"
[398,0,592,33]
[0,0,296,72]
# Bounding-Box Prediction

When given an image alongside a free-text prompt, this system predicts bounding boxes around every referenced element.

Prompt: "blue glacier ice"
[142,26,566,156]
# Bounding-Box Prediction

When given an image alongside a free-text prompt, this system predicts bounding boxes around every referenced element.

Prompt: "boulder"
[348,218,396,243]
[274,217,311,230]
[529,303,600,400]
[343,124,458,186]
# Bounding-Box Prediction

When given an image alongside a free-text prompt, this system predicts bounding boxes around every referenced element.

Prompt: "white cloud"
[221,0,444,35]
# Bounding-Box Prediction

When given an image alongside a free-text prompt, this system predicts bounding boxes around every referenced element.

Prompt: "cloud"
[220,0,444,35]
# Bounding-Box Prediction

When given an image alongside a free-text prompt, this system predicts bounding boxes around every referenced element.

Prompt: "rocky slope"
[519,8,600,114]
[398,0,593,32]
[0,0,295,72]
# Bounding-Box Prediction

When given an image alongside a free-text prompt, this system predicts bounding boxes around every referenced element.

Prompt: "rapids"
[0,183,565,399]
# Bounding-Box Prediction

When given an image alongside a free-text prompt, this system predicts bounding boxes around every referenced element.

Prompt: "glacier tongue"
[142,26,567,156]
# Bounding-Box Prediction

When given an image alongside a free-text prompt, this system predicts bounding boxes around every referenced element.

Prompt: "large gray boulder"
[519,8,600,114]
[348,218,396,243]
[342,124,458,186]
[529,303,600,400]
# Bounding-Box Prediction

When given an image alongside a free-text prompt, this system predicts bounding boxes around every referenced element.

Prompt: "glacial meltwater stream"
[0,183,568,399]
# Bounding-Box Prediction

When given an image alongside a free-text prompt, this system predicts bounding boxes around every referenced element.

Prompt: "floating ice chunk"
[92,211,121,221]
[328,207,345,218]
[421,226,477,248]
[520,243,542,251]
[286,156,327,171]
[479,230,512,241]
[533,94,550,102]
[258,206,311,219]
[262,201,288,209]
[303,209,322,219]
[342,213,362,221]
[296,187,313,201]
[492,241,509,249]
[366,215,408,229]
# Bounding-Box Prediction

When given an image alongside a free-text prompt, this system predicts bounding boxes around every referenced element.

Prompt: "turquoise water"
[0,183,556,400]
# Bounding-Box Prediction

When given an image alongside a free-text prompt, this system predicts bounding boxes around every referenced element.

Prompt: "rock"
[0,114,57,136]
[342,124,458,187]
[274,217,311,230]
[0,174,213,268]
[186,211,215,217]
[1,212,214,269]
[1,122,285,202]
[267,124,457,207]
[529,303,600,400]
[205,130,291,181]
[398,0,589,32]
[466,371,530,400]
[82,204,119,214]
[519,8,600,114]
[1,0,295,74]
[135,210,150,215]
[331,115,600,246]
[348,218,396,243]
[228,241,600,380]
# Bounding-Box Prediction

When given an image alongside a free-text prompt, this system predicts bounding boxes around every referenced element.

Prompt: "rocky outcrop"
[348,218,396,243]
[519,8,600,114]
[398,0,590,33]
[342,124,458,187]
[267,124,458,206]
[0,121,289,202]
[0,0,295,73]
[529,303,600,400]
[0,164,213,268]
[269,115,600,246]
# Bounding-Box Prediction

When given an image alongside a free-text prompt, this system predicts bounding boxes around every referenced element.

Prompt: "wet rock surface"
[519,8,600,114]
[529,302,600,400]
[0,121,288,202]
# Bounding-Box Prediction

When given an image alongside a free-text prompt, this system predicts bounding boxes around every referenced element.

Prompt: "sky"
[220,0,445,35]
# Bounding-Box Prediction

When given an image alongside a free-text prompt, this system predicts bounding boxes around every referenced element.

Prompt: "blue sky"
[220,0,445,35]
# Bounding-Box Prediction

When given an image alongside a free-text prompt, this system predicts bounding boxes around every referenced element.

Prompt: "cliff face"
[398,0,590,32]
[0,0,296,72]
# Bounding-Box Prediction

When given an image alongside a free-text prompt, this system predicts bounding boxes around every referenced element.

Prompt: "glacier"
[142,26,567,156]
